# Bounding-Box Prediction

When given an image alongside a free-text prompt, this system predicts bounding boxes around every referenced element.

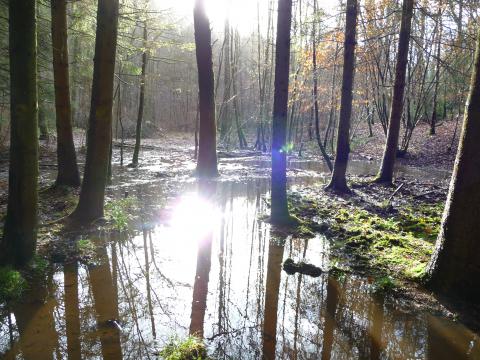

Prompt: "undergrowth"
[159,336,210,360]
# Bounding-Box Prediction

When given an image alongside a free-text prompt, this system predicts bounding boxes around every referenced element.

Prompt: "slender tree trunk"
[312,0,333,172]
[219,19,231,144]
[38,104,49,140]
[327,0,357,193]
[131,20,148,167]
[376,0,414,184]
[426,29,480,302]
[430,0,442,136]
[1,0,38,267]
[51,0,80,187]
[194,0,218,177]
[70,0,119,223]
[270,0,293,224]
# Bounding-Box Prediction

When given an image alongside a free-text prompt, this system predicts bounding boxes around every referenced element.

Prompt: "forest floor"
[0,119,478,331]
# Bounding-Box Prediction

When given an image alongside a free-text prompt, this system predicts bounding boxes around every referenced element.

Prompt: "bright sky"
[157,0,338,34]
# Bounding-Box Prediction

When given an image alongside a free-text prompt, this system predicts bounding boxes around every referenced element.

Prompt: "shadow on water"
[1,168,478,359]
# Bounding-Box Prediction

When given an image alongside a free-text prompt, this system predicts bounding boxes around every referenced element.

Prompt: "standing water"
[0,160,478,359]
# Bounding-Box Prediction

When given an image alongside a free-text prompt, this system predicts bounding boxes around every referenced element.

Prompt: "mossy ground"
[289,177,446,283]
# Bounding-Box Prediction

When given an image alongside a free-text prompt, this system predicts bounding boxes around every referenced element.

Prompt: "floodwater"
[0,157,478,360]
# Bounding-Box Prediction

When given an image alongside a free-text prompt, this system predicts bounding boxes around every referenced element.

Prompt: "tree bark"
[376,0,414,184]
[270,0,293,224]
[70,0,119,223]
[426,29,480,303]
[51,0,80,187]
[326,0,357,193]
[1,0,39,267]
[194,0,218,177]
[131,20,148,167]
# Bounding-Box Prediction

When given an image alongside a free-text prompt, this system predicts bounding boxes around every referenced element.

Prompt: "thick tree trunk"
[376,0,414,184]
[1,0,39,267]
[70,0,119,223]
[326,0,357,193]
[131,21,148,167]
[194,0,218,177]
[426,29,480,302]
[51,0,80,187]
[270,0,293,224]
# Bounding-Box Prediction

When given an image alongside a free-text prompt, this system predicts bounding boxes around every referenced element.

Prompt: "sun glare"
[168,193,220,244]
[159,0,261,34]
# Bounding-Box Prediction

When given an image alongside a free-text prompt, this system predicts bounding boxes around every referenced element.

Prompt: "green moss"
[159,336,210,360]
[0,267,27,303]
[289,192,443,282]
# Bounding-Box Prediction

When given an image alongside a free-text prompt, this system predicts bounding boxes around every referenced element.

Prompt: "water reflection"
[1,177,478,360]
[189,181,217,338]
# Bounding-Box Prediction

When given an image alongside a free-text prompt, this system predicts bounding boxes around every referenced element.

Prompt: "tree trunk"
[69,0,119,224]
[194,0,218,178]
[38,104,49,141]
[430,0,442,136]
[270,0,293,225]
[51,0,80,187]
[326,0,357,193]
[131,20,148,167]
[426,29,480,303]
[1,0,39,267]
[375,0,414,184]
[312,0,333,172]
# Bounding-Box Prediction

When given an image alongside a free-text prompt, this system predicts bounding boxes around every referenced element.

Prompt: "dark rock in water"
[283,258,323,277]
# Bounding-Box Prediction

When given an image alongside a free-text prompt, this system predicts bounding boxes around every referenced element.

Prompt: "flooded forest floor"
[0,126,479,359]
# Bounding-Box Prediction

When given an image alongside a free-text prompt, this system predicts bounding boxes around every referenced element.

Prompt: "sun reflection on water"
[167,193,221,245]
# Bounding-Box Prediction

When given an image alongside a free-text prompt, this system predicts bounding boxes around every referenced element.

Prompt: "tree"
[51,0,81,187]
[312,0,333,172]
[375,0,414,184]
[0,0,39,267]
[131,19,148,167]
[426,29,480,303]
[326,0,358,193]
[194,0,218,178]
[69,0,119,224]
[270,0,293,224]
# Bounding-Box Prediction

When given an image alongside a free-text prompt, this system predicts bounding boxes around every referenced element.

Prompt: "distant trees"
[375,0,414,184]
[70,0,119,224]
[426,29,480,303]
[0,0,39,266]
[51,0,80,187]
[194,0,218,178]
[270,0,293,225]
[326,0,358,193]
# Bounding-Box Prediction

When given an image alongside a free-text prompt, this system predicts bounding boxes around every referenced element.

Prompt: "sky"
[155,0,338,34]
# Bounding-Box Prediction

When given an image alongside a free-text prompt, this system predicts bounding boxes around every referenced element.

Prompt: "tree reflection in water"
[1,179,479,359]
